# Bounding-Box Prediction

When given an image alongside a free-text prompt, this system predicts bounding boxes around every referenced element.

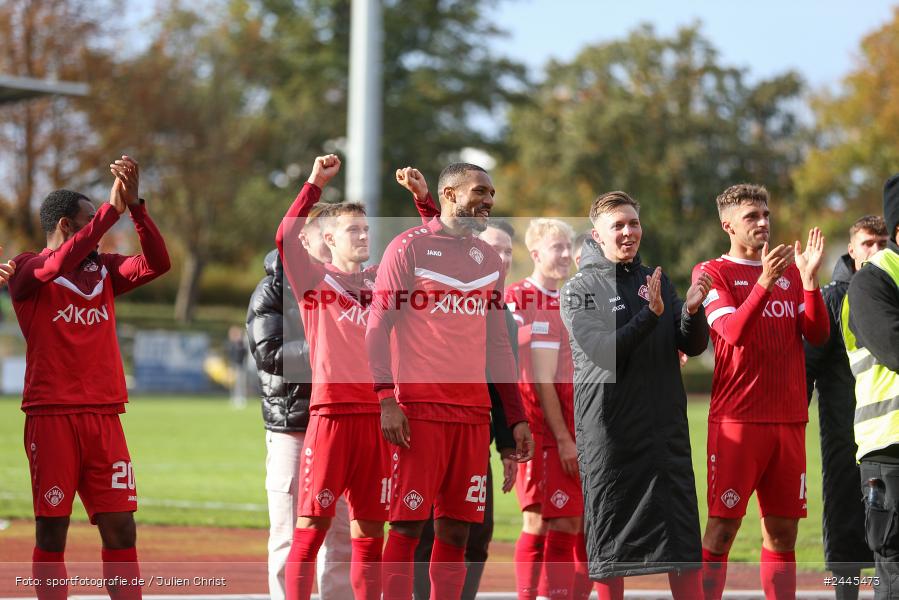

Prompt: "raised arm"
[0,247,15,288]
[794,228,829,346]
[275,155,340,298]
[396,166,439,223]
[100,157,171,295]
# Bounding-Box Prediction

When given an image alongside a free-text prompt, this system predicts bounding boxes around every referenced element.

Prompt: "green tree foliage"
[83,0,524,320]
[498,24,807,286]
[794,7,899,224]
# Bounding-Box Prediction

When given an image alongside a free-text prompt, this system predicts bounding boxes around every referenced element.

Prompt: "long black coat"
[560,239,708,579]
[246,249,312,432]
[805,254,874,569]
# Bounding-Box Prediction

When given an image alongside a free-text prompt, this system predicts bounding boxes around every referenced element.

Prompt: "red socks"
[542,530,577,600]
[594,577,623,600]
[430,539,466,600]
[760,547,796,600]
[382,530,418,600]
[701,547,728,600]
[350,537,383,600]
[32,548,67,600]
[102,547,142,600]
[514,532,546,600]
[284,528,327,600]
[572,533,591,600]
[668,568,702,600]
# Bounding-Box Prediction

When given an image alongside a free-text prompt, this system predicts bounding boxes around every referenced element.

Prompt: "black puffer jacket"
[805,254,873,569]
[561,238,708,579]
[246,249,312,432]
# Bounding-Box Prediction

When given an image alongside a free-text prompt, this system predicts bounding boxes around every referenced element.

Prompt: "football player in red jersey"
[695,184,829,600]
[367,162,533,600]
[8,156,170,600]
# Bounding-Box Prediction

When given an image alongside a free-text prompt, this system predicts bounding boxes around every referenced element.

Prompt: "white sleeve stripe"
[531,341,561,350]
[707,306,736,326]
[799,302,806,313]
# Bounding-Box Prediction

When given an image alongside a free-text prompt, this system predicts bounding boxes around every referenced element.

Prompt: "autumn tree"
[0,0,110,248]
[793,7,899,223]
[498,24,808,286]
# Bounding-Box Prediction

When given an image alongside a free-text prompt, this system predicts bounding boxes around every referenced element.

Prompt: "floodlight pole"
[346,0,383,251]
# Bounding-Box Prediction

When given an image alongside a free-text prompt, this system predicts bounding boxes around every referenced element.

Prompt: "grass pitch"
[0,395,826,564]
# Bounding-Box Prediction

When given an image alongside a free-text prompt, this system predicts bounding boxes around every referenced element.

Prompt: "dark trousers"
[413,464,494,600]
[859,460,899,599]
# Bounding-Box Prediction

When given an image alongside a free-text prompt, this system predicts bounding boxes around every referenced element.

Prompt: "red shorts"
[707,421,807,519]
[298,413,390,521]
[514,432,544,511]
[389,419,489,524]
[541,446,584,519]
[24,413,137,523]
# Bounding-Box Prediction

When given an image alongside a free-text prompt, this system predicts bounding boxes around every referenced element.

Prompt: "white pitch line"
[0,491,266,513]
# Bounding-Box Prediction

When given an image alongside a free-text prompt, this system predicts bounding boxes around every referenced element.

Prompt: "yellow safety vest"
[843,248,899,460]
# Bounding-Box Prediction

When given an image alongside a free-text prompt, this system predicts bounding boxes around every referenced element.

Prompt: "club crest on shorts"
[775,276,790,290]
[721,488,741,509]
[316,489,335,508]
[44,486,64,507]
[403,490,424,511]
[550,489,570,509]
[469,247,484,265]
[638,284,650,302]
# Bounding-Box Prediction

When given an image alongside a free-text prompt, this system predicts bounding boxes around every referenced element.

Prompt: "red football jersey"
[693,255,828,423]
[276,183,379,414]
[506,278,574,443]
[366,217,525,426]
[9,203,170,414]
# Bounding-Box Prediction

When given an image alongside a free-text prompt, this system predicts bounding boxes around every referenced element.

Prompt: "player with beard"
[395,169,520,600]
[367,162,533,600]
[8,156,170,600]
[505,219,584,600]
[276,155,436,600]
[695,184,829,600]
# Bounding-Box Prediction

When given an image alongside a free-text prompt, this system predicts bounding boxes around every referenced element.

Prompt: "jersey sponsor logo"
[703,289,720,307]
[430,294,486,316]
[53,303,109,326]
[469,247,484,265]
[550,489,570,509]
[733,280,749,286]
[637,285,650,302]
[403,490,424,511]
[426,249,442,257]
[720,488,740,509]
[531,321,550,335]
[775,276,790,290]
[44,486,64,507]
[338,304,370,326]
[316,489,335,508]
[762,300,796,319]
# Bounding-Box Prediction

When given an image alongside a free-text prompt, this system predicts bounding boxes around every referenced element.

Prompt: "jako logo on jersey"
[637,285,650,302]
[775,276,790,290]
[403,490,424,510]
[53,304,109,325]
[721,489,740,509]
[316,489,335,508]
[44,486,64,507]
[338,305,370,326]
[733,280,749,286]
[430,294,486,316]
[426,249,442,257]
[763,300,796,319]
[469,247,484,264]
[550,489,570,509]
